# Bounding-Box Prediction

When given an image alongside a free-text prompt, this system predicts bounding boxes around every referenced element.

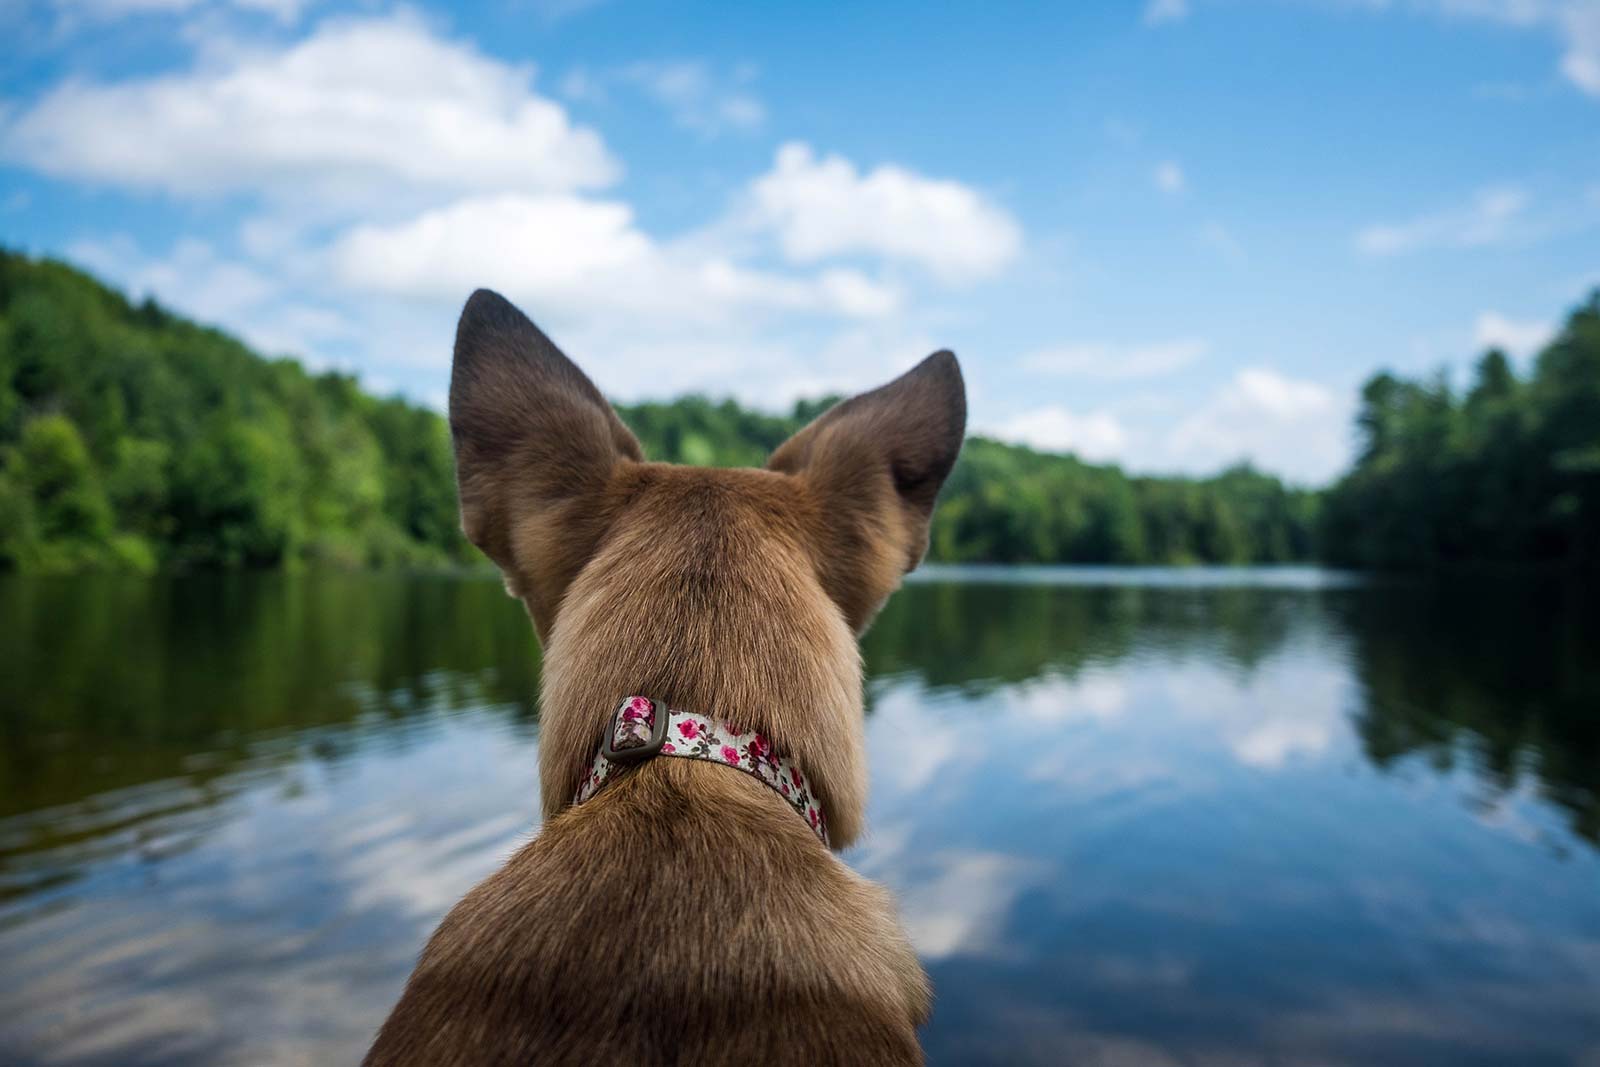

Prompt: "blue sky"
[3,0,1597,483]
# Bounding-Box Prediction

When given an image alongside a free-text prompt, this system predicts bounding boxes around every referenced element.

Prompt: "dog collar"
[574,696,830,846]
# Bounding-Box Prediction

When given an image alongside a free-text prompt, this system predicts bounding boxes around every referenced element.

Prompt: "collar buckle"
[599,696,669,764]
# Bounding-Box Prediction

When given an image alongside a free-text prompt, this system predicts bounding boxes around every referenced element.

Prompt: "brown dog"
[364,289,966,1066]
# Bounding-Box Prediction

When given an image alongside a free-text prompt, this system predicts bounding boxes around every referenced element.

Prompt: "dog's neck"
[530,469,871,847]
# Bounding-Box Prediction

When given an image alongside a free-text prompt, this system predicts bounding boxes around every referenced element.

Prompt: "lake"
[1,568,1597,1065]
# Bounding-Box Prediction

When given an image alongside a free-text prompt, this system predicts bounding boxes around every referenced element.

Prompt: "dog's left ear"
[768,351,966,631]
[449,289,643,642]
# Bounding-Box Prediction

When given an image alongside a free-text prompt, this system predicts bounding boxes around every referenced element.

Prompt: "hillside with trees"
[0,251,464,572]
[1321,293,1600,570]
[3,248,1595,574]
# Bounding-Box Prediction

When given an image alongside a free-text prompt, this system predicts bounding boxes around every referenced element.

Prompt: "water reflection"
[1335,581,1600,849]
[0,569,1597,1065]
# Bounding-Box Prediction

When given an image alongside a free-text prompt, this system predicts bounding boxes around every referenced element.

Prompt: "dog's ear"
[769,351,966,631]
[450,289,643,641]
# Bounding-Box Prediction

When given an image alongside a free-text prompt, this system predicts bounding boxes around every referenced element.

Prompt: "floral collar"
[574,696,829,846]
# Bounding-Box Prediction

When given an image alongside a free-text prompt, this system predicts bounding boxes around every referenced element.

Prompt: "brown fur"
[364,289,966,1066]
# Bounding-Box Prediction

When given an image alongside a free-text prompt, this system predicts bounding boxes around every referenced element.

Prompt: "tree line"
[0,251,464,572]
[619,393,1321,565]
[1320,293,1600,569]
[1,248,1595,572]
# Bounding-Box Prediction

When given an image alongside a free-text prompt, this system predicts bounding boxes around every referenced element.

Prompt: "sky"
[2,0,1597,484]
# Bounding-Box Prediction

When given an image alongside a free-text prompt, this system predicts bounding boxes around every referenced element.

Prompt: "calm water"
[1,568,1598,1066]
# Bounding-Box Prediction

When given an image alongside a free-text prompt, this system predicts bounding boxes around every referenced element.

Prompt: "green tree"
[1323,291,1600,569]
[107,437,171,538]
[171,418,306,566]
[18,414,112,543]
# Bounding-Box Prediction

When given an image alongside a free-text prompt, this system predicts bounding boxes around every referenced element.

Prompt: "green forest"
[1322,294,1600,568]
[0,248,1596,573]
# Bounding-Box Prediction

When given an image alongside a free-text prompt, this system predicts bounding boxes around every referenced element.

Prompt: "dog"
[363,289,966,1065]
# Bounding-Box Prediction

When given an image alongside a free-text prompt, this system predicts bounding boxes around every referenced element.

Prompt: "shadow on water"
[0,572,540,815]
[0,572,541,919]
[1333,580,1600,849]
[0,568,1597,1065]
[868,573,1340,689]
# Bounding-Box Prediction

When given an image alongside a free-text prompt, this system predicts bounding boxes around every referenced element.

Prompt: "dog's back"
[365,290,964,1065]
[365,766,927,1064]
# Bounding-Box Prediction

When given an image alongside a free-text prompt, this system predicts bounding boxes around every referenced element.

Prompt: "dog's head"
[449,288,966,646]
[450,289,964,844]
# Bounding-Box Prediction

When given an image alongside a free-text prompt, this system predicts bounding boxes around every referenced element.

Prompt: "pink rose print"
[577,705,827,844]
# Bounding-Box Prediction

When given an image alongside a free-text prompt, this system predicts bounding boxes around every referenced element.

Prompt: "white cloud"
[987,406,1129,461]
[330,192,901,324]
[1419,0,1600,97]
[1198,220,1246,263]
[60,142,961,414]
[983,368,1352,481]
[67,235,355,362]
[1154,160,1186,194]
[1227,367,1336,419]
[627,61,765,132]
[1474,311,1554,358]
[1022,338,1207,380]
[1561,12,1600,91]
[6,21,1004,428]
[1143,0,1190,26]
[1,13,617,208]
[49,0,307,25]
[745,142,1022,283]
[333,195,649,298]
[568,320,941,411]
[565,60,764,135]
[1335,2,1600,99]
[83,237,275,320]
[1559,4,1600,93]
[1355,186,1528,255]
[1167,367,1351,483]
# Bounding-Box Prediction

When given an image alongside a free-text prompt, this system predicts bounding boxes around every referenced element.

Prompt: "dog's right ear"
[449,289,643,642]
[769,351,966,632]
